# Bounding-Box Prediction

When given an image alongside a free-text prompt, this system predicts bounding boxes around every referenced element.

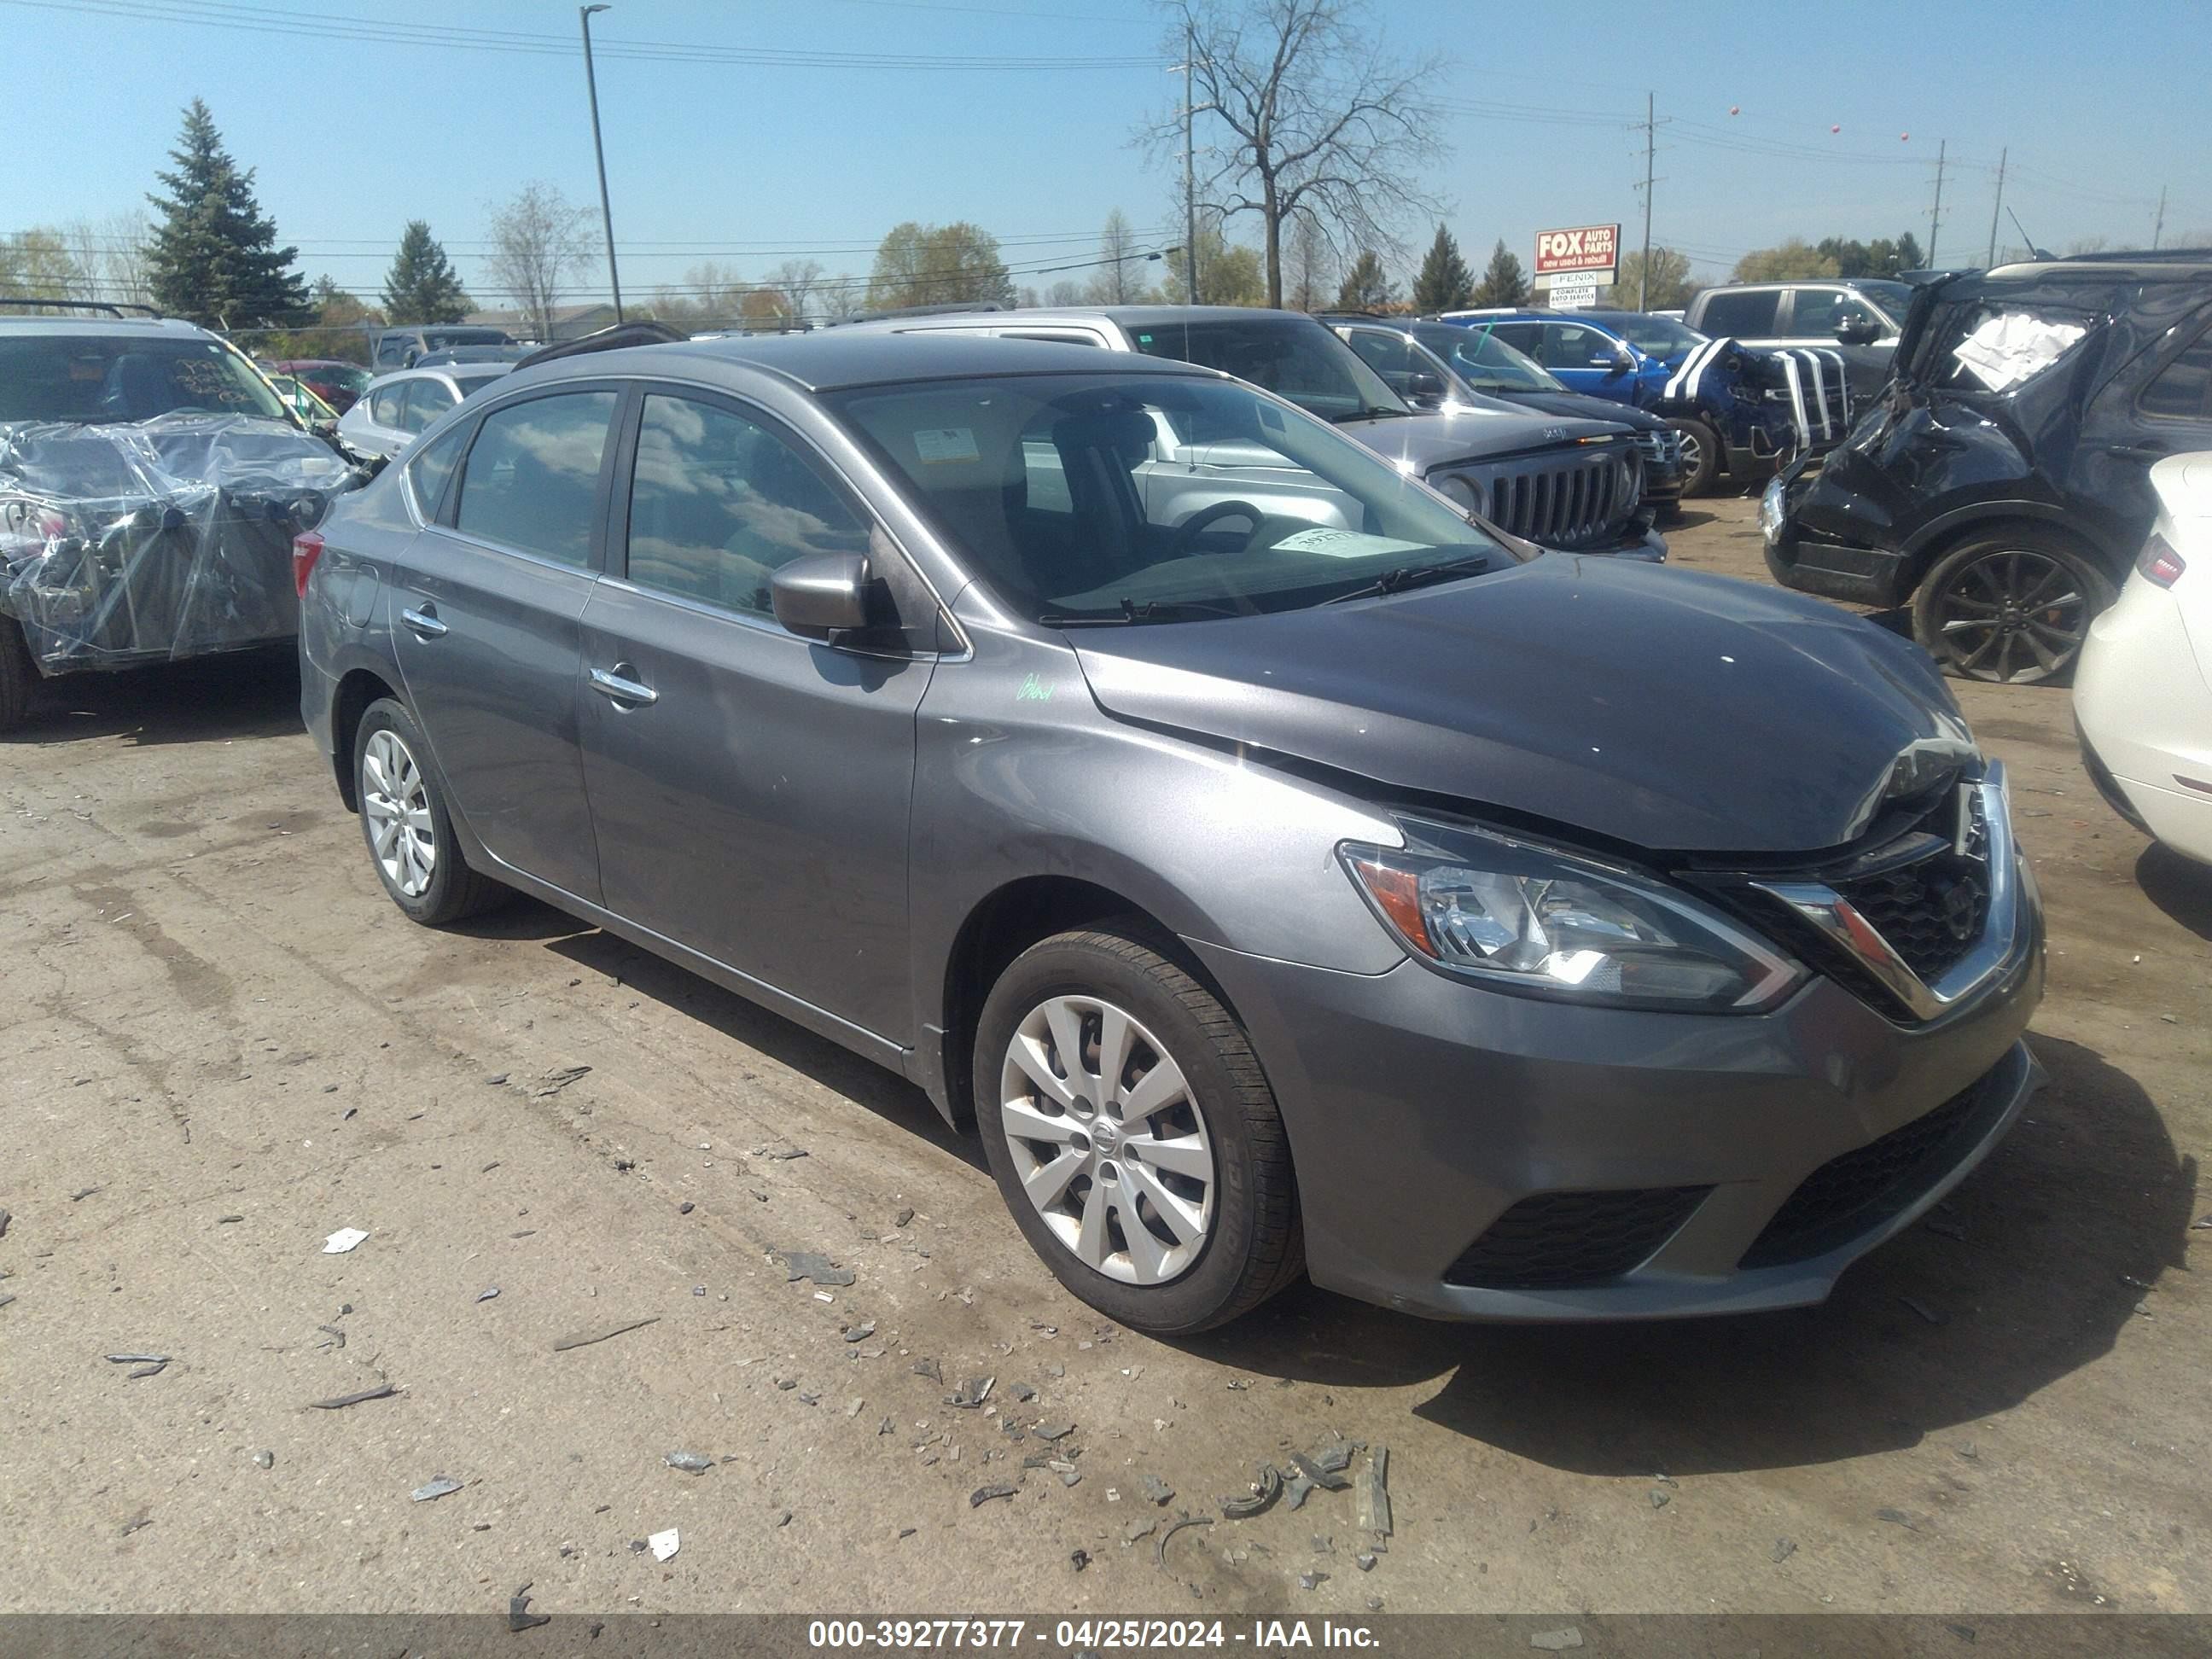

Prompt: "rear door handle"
[589,665,659,707]
[400,603,447,638]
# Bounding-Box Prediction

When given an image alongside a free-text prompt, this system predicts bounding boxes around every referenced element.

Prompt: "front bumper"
[1188,872,2043,1322]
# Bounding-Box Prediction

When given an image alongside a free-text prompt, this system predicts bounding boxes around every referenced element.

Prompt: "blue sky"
[9,0,2210,310]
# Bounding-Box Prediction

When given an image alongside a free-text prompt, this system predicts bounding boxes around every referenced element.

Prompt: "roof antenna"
[2005,207,2049,262]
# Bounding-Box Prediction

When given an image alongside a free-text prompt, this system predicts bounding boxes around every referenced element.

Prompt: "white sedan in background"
[2075,451,2212,864]
[336,363,513,461]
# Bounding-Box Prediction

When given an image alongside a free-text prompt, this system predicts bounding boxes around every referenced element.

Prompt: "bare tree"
[1144,0,1448,308]
[485,182,594,341]
[61,212,153,307]
[1086,209,1146,305]
[1284,213,1337,311]
[762,259,826,323]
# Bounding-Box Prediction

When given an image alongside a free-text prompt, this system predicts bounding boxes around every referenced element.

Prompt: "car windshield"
[0,334,293,425]
[826,371,1506,626]
[424,329,509,348]
[1590,313,1707,358]
[1123,317,1408,423]
[317,364,372,393]
[1419,323,1563,393]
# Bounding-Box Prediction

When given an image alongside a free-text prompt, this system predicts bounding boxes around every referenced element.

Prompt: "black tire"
[352,696,510,925]
[1667,416,1721,497]
[0,617,34,734]
[1912,527,2116,686]
[972,923,1302,1334]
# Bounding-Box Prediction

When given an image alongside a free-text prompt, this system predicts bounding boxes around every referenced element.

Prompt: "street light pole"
[579,3,623,324]
[1184,25,1198,305]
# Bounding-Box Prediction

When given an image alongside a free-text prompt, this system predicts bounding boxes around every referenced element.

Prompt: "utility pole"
[1986,146,2007,268]
[1928,139,1946,266]
[579,4,623,323]
[1639,91,1655,309]
[2153,184,2168,250]
[1184,24,1198,305]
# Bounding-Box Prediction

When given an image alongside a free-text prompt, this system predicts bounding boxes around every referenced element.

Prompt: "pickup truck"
[1682,280,1914,401]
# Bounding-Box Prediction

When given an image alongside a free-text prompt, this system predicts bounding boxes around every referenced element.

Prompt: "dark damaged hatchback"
[300,331,2045,1332]
[1765,252,2212,683]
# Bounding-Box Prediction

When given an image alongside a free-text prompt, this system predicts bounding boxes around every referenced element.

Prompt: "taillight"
[292,528,325,599]
[2139,531,2186,588]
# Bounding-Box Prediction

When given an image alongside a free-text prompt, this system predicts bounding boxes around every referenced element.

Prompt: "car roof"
[1985,253,2212,282]
[0,316,221,341]
[506,330,1227,393]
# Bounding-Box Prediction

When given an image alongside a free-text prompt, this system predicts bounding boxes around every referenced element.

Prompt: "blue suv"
[1442,309,1850,498]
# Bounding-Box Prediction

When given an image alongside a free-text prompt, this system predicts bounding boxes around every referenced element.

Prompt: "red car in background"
[270,359,372,415]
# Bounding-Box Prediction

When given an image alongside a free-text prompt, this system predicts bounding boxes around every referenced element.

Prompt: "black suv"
[1765,253,2212,683]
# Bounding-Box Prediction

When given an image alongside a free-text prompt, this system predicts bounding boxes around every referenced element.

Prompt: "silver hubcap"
[998,994,1215,1286]
[1678,429,1703,474]
[361,728,436,899]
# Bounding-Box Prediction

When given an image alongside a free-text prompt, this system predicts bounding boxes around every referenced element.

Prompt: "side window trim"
[2135,315,2212,423]
[443,380,632,573]
[406,414,480,525]
[606,379,955,652]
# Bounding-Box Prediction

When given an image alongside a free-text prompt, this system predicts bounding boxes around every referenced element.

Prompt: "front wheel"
[973,924,1301,1334]
[352,697,510,924]
[1912,529,2116,685]
[1667,416,1720,497]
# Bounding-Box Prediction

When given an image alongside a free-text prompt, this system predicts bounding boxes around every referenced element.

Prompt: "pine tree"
[1470,239,1530,307]
[381,221,471,324]
[1335,249,1396,311]
[1410,226,1473,313]
[1895,230,1926,271]
[144,100,310,328]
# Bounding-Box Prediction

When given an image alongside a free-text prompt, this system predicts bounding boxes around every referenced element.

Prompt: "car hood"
[1335,406,1625,473]
[1070,554,1969,855]
[1486,387,1667,434]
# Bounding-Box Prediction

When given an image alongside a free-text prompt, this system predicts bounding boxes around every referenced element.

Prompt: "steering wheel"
[1169,499,1270,556]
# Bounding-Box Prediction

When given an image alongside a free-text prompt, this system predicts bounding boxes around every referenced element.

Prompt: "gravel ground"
[1,497,2206,1617]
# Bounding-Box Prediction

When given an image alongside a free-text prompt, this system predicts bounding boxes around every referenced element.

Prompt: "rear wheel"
[352,697,510,924]
[1668,416,1720,497]
[1912,527,2116,685]
[973,924,1301,1334]
[0,618,34,734]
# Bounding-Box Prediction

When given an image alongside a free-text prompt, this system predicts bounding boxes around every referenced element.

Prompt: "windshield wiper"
[1038,597,1246,627]
[1323,556,1492,605]
[1329,405,1412,424]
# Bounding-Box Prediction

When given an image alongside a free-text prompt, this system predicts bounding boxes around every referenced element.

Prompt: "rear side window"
[369,383,406,426]
[455,391,618,568]
[624,393,870,616]
[1697,290,1780,335]
[2141,331,2212,421]
[402,378,456,433]
[405,422,469,521]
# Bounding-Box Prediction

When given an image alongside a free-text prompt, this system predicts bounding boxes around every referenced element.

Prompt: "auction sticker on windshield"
[1272,527,1429,559]
[913,428,981,464]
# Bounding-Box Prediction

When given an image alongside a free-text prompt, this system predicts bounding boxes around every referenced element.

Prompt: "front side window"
[1788,288,1862,337]
[1698,289,1780,336]
[624,393,870,616]
[827,372,1507,626]
[1592,312,1706,358]
[454,390,617,567]
[1540,323,1621,370]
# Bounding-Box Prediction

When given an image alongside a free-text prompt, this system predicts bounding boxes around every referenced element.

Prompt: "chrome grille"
[1454,446,1636,550]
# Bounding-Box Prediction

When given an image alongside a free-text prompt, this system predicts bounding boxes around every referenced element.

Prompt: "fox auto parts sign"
[1534,224,1620,278]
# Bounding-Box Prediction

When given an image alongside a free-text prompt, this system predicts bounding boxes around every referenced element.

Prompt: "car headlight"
[1760,476,1785,544]
[1342,819,1803,1011]
[1435,473,1485,517]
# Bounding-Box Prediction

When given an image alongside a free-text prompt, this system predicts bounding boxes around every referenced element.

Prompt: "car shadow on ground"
[4,648,302,747]
[1176,1033,2192,1476]
[2136,843,2212,942]
[515,911,987,1174]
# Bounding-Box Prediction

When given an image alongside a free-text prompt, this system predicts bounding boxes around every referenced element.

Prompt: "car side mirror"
[1611,348,1636,373]
[771,551,874,639]
[1406,370,1444,405]
[1835,316,1882,346]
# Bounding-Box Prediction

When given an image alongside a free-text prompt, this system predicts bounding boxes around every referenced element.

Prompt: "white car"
[2074,451,2212,864]
[336,364,513,461]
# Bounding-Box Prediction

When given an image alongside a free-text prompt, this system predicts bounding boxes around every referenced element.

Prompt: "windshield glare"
[1126,317,1406,423]
[828,372,1505,625]
[1420,324,1562,393]
[0,335,293,426]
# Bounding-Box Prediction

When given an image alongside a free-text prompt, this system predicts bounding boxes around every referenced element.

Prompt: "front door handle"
[589,665,659,707]
[2107,441,2168,461]
[401,603,447,638]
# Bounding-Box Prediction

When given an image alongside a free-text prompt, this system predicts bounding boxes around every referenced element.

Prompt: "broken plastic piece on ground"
[1530,1628,1584,1652]
[776,1249,854,1287]
[552,1317,659,1352]
[321,1227,369,1254]
[1155,1513,1214,1569]
[125,1361,168,1380]
[475,1287,499,1303]
[306,1382,398,1409]
[1356,1444,1392,1535]
[106,1353,171,1365]
[253,1450,274,1470]
[1222,1463,1282,1520]
[911,1358,941,1383]
[1141,1474,1175,1506]
[648,1527,680,1562]
[1031,1421,1074,1441]
[1284,1465,1318,1511]
[1069,1549,1090,1572]
[0,1207,10,1237]
[969,1482,1017,1508]
[1306,1438,1356,1477]
[533,1065,592,1097]
[665,1451,713,1474]
[842,1321,876,1343]
[507,1585,550,1633]
[946,1376,994,1408]
[411,1477,463,1502]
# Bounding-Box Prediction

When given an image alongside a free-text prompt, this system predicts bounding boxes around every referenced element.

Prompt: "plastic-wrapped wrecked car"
[1765,253,2212,683]
[0,308,364,730]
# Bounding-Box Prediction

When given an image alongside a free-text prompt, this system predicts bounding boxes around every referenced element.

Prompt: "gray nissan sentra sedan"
[297,332,2044,1333]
